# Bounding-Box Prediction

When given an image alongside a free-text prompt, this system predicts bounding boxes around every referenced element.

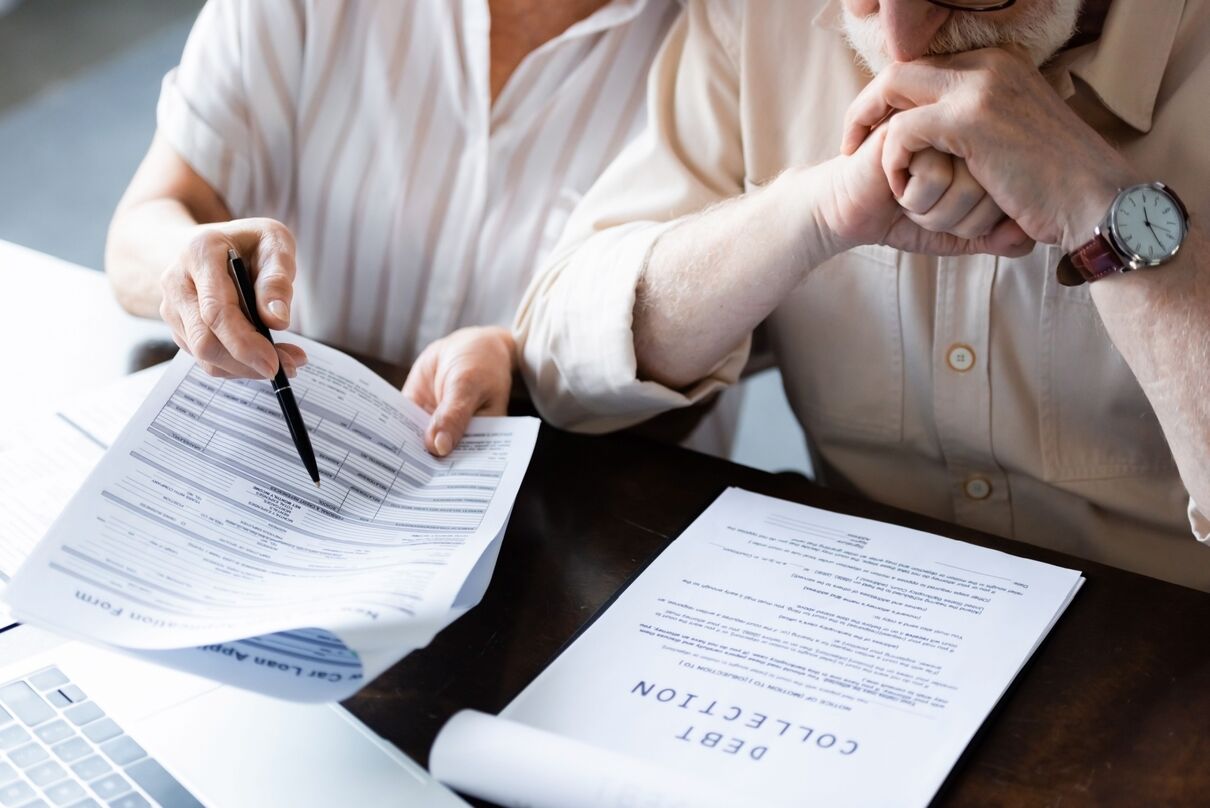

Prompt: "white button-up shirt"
[157,0,679,364]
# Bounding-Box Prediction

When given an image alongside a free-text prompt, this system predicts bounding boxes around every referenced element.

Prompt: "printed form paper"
[56,363,167,450]
[431,488,1083,807]
[0,365,167,582]
[0,365,168,628]
[0,419,102,582]
[4,336,539,701]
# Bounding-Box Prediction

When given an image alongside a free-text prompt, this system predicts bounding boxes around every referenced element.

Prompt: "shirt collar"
[814,0,1183,133]
[559,0,653,40]
[1057,0,1183,133]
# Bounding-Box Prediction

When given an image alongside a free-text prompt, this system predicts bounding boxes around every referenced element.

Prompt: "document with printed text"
[4,335,539,701]
[0,366,167,624]
[431,487,1083,807]
[0,364,166,583]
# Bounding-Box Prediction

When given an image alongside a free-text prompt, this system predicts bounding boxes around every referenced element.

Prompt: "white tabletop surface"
[0,239,171,448]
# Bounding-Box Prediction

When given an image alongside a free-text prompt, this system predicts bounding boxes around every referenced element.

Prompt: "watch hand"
[1142,199,1154,226]
[1144,222,1165,250]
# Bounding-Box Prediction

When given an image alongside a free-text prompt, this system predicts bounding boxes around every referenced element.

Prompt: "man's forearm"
[105,198,202,319]
[634,163,842,388]
[1091,230,1210,511]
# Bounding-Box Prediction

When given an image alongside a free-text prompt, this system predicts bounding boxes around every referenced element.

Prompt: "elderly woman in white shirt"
[106,0,679,455]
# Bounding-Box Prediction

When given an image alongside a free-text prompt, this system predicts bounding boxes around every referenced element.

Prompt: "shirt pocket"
[1038,245,1175,481]
[770,243,904,445]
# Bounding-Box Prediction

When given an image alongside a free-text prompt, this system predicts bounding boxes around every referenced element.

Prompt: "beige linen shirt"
[516,0,1210,589]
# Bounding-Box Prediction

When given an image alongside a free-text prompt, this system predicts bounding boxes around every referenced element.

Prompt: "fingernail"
[268,300,289,323]
[434,431,452,457]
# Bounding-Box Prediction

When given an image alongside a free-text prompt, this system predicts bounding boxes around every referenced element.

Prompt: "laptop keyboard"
[0,666,202,807]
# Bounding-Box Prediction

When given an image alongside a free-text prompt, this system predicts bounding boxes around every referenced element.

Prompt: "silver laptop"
[0,618,468,808]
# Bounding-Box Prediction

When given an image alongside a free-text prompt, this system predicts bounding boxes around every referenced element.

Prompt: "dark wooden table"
[347,360,1210,808]
[11,244,1210,807]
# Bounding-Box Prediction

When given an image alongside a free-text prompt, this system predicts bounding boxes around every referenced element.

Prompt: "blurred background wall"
[0,0,202,269]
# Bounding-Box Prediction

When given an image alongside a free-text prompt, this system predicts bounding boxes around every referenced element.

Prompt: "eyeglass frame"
[925,0,1017,11]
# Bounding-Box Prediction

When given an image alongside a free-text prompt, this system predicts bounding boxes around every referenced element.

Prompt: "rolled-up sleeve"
[1191,500,1210,543]
[514,1,749,433]
[155,0,257,215]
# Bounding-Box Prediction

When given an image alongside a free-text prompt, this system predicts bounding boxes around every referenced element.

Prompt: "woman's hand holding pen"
[159,218,308,379]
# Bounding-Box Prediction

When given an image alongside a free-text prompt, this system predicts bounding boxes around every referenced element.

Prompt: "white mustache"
[841,0,1082,74]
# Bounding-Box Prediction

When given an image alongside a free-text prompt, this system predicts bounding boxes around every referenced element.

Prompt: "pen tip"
[314,480,322,489]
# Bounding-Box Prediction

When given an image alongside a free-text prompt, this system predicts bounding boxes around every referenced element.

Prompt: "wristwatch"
[1056,182,1190,286]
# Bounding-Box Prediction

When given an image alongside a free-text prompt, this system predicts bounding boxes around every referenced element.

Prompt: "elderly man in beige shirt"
[444,0,1210,590]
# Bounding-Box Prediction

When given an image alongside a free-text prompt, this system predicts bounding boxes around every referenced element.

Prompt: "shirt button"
[964,477,992,500]
[946,343,976,372]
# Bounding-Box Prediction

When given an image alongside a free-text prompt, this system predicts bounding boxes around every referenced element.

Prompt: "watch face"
[1111,184,1187,265]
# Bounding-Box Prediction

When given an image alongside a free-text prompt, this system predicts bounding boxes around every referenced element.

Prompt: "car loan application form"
[4,335,538,701]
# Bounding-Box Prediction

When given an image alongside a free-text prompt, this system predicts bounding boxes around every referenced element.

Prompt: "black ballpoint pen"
[226,249,321,487]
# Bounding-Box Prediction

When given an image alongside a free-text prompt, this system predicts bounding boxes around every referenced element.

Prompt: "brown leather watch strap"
[1056,233,1123,287]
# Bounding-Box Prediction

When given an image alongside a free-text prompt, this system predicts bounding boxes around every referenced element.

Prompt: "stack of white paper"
[0,364,167,583]
[431,487,1083,807]
[4,336,539,701]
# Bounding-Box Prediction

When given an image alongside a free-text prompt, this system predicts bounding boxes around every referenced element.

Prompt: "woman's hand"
[403,326,516,456]
[159,218,306,378]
